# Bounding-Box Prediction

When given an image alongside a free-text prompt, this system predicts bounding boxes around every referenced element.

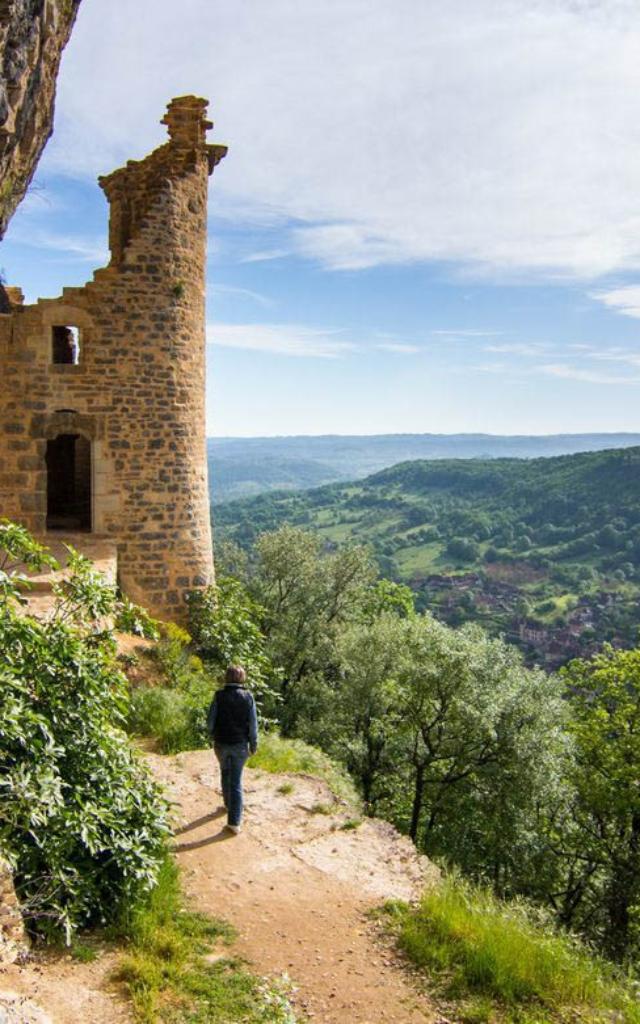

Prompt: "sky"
[4,0,640,437]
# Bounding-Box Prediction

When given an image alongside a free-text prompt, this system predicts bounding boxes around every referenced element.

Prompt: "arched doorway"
[46,433,92,531]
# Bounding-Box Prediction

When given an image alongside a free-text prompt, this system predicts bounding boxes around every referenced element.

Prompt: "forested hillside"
[207,432,640,502]
[214,445,640,666]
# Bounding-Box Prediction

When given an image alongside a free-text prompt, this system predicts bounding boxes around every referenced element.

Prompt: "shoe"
[226,823,241,835]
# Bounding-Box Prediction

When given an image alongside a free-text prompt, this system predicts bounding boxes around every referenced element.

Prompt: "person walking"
[206,665,258,834]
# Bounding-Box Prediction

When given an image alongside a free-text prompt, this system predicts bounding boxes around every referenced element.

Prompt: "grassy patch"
[276,782,295,795]
[339,818,363,831]
[309,801,334,816]
[384,876,640,1024]
[128,683,212,753]
[114,858,297,1023]
[70,939,99,963]
[249,733,359,807]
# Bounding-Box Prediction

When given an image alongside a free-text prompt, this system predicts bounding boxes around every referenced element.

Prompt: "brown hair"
[225,664,247,686]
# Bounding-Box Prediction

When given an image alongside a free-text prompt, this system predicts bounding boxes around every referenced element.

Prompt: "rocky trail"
[1,750,441,1024]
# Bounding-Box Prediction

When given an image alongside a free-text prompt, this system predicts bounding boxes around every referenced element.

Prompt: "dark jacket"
[207,684,258,751]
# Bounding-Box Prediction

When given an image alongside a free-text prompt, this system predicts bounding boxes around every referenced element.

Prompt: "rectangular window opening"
[52,325,81,365]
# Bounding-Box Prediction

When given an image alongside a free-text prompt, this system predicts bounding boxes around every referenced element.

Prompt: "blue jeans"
[214,742,249,826]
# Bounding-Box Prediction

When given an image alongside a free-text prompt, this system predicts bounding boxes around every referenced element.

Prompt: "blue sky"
[4,0,640,436]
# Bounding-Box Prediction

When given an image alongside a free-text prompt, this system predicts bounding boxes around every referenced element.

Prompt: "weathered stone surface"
[0,992,52,1024]
[0,0,81,238]
[0,859,28,966]
[0,96,226,622]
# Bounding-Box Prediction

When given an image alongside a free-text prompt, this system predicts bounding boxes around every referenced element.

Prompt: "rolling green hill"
[214,446,640,667]
[207,432,640,503]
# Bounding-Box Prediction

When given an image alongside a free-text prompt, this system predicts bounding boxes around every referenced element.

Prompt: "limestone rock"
[0,859,28,966]
[0,993,52,1024]
[0,0,81,238]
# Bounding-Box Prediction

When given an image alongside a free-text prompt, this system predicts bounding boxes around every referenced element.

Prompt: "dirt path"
[0,948,129,1023]
[154,749,440,1024]
[1,750,441,1023]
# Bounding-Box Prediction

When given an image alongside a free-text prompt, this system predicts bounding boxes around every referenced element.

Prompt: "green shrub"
[125,619,217,752]
[390,875,640,1023]
[0,522,170,941]
[128,680,214,754]
[127,580,280,753]
[153,622,203,687]
[188,577,277,713]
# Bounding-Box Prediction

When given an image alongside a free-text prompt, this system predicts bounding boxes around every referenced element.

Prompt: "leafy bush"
[389,876,640,1023]
[188,576,275,706]
[185,576,281,736]
[126,622,215,753]
[127,582,276,753]
[128,679,214,754]
[0,522,169,940]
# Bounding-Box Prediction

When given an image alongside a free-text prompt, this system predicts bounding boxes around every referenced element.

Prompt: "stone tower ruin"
[0,96,227,620]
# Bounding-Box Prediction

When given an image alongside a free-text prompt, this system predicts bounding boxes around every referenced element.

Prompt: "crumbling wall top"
[161,95,212,147]
[96,95,227,267]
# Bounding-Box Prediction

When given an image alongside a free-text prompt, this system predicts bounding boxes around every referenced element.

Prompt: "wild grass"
[339,818,363,831]
[309,801,334,815]
[276,782,295,795]
[248,732,359,807]
[114,858,297,1023]
[385,876,640,1024]
[127,683,211,753]
[125,624,215,753]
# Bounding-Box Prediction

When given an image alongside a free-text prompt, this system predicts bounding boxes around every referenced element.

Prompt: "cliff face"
[0,0,80,238]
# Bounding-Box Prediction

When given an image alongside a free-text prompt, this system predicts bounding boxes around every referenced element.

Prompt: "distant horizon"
[208,429,640,441]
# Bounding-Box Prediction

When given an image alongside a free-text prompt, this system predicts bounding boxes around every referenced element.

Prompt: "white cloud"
[41,0,640,279]
[473,350,640,383]
[592,285,640,318]
[375,342,420,354]
[207,321,356,358]
[590,348,640,368]
[430,330,502,337]
[210,283,274,308]
[6,227,108,263]
[485,342,549,356]
[538,362,640,385]
[240,248,290,264]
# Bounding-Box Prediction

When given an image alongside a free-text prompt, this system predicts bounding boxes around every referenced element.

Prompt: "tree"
[327,615,408,811]
[252,526,376,732]
[446,537,479,562]
[394,618,566,870]
[560,647,640,961]
[188,575,275,708]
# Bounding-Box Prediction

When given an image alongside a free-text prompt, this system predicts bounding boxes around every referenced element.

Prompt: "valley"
[214,445,640,667]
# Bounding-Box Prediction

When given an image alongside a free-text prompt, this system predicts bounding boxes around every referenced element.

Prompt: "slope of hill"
[214,446,640,667]
[207,432,640,503]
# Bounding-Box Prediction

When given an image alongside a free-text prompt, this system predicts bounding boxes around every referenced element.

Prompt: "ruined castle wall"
[0,97,226,621]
